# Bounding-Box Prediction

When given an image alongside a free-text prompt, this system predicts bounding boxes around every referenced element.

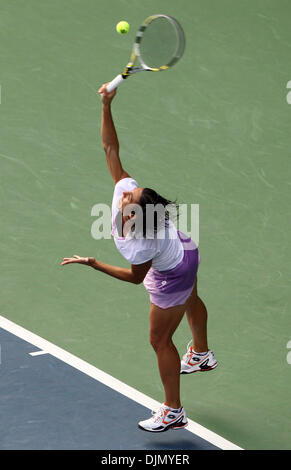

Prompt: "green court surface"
[1,0,291,450]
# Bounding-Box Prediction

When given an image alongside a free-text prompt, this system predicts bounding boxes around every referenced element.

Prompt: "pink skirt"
[143,231,200,309]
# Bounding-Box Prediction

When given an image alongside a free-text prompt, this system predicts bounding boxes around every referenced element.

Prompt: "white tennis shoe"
[138,404,188,432]
[180,341,218,374]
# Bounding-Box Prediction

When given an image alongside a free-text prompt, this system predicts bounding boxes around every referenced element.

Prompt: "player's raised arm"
[98,84,130,185]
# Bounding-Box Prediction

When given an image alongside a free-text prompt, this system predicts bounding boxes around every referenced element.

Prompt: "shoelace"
[184,339,194,359]
[151,407,165,423]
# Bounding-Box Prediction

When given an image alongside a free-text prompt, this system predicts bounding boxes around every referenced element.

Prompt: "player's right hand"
[98,83,117,105]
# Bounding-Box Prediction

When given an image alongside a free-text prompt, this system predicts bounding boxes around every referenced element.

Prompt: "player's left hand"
[61,255,95,266]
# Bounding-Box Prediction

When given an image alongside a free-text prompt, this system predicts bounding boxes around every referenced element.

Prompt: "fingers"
[61,259,77,265]
[98,85,106,95]
[98,83,117,100]
[98,83,110,95]
[61,255,89,266]
[61,255,80,266]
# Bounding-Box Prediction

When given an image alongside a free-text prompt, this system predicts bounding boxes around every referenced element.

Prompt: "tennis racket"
[106,14,185,93]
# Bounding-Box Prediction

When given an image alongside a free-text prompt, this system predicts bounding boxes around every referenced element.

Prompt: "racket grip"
[106,74,125,93]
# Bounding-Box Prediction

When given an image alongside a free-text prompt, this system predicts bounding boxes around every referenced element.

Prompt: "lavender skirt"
[143,231,200,309]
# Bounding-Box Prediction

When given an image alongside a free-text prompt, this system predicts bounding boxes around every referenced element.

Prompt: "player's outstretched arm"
[98,84,130,185]
[61,255,152,285]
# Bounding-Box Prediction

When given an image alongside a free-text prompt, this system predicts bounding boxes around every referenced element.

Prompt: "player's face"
[119,187,144,213]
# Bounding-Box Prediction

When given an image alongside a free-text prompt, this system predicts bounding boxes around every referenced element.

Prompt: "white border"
[0,314,242,450]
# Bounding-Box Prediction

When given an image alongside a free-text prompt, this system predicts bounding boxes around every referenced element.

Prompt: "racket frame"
[106,14,185,93]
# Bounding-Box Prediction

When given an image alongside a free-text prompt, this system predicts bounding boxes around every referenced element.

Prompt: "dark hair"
[136,187,179,238]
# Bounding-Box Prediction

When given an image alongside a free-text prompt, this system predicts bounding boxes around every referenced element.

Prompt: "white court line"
[29,350,48,356]
[0,314,242,450]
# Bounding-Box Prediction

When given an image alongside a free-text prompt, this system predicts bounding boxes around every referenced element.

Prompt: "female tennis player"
[61,85,217,433]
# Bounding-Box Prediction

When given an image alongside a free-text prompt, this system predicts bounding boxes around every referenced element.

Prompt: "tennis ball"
[116,21,130,35]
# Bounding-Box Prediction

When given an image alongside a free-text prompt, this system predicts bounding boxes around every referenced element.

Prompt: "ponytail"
[137,188,179,237]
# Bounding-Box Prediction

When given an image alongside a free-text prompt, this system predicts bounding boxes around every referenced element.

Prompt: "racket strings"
[138,16,184,70]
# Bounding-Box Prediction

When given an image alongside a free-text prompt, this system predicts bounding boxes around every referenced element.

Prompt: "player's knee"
[149,331,160,351]
[149,330,170,352]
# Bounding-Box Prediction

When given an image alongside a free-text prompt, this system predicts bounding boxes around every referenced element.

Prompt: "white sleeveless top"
[111,178,184,271]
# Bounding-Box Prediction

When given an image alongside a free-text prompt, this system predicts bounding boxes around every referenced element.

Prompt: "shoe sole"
[180,362,218,374]
[138,421,188,433]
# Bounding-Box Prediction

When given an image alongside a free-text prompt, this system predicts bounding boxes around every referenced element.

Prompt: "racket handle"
[106,74,125,93]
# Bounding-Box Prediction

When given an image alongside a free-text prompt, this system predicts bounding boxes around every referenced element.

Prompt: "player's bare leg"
[185,278,208,353]
[181,278,218,374]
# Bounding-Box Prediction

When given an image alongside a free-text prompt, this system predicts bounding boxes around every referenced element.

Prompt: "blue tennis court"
[0,317,239,450]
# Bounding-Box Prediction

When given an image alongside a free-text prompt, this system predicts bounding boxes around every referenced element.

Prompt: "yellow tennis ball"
[116,21,130,34]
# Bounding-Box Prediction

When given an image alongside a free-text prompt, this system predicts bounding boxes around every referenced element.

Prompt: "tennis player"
[61,85,217,433]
